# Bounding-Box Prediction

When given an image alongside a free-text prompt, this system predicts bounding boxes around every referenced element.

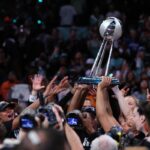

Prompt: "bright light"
[38,0,43,3]
[37,20,42,24]
[12,19,17,23]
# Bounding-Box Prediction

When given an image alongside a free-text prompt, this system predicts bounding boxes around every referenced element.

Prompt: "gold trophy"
[78,17,122,85]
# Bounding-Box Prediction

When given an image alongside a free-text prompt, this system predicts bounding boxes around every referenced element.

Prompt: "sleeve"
[58,92,73,108]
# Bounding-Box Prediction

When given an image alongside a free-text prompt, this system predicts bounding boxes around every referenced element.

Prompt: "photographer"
[66,106,99,150]
[18,108,39,141]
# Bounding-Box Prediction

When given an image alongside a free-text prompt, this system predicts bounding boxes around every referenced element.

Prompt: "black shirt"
[3,121,15,138]
[139,137,150,149]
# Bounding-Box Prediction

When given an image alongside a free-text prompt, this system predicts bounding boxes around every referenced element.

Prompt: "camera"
[38,104,58,127]
[66,110,83,130]
[20,114,37,130]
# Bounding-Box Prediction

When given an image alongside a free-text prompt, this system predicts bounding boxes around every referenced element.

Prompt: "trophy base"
[77,77,120,85]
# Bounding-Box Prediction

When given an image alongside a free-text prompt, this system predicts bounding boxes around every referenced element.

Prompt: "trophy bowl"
[99,17,122,40]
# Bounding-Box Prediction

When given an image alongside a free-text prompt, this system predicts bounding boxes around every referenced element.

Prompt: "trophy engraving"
[78,17,122,85]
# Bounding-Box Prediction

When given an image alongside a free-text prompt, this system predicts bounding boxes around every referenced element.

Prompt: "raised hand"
[44,76,57,97]
[98,76,112,89]
[31,74,45,91]
[147,88,150,101]
[45,76,70,103]
[88,87,97,96]
[52,104,65,131]
[50,76,69,95]
[120,85,130,96]
[57,76,69,89]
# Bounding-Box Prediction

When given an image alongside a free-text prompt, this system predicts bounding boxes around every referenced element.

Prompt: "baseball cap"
[81,106,96,116]
[0,101,16,112]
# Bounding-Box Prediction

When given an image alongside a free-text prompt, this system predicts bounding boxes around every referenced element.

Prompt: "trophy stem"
[95,40,108,76]
[105,40,114,76]
[90,38,107,77]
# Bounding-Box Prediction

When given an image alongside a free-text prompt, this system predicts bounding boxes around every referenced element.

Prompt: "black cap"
[0,101,16,112]
[81,106,96,116]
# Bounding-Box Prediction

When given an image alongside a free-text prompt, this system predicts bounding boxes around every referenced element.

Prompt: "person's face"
[132,107,145,131]
[127,72,134,80]
[82,112,97,132]
[124,96,137,111]
[140,80,148,89]
[74,52,83,63]
[0,107,15,122]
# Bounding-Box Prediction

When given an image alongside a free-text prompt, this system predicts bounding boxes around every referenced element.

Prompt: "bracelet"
[29,95,37,102]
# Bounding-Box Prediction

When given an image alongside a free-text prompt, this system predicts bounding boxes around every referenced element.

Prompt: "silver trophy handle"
[95,40,108,76]
[105,39,114,76]
[90,38,107,77]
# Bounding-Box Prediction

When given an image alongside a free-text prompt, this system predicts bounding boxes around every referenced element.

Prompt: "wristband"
[29,95,37,102]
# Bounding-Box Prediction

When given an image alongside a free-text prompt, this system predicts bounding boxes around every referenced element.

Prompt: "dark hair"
[108,89,121,121]
[137,101,148,116]
[140,101,150,126]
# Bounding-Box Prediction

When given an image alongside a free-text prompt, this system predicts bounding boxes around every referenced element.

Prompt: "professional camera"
[37,104,58,127]
[66,110,83,130]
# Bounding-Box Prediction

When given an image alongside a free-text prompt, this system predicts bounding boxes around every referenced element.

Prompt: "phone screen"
[67,118,78,125]
[21,118,34,129]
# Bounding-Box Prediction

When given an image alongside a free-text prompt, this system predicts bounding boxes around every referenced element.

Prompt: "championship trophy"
[78,17,122,85]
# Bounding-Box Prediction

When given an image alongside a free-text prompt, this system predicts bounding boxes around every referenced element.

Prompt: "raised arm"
[64,123,84,150]
[29,74,45,102]
[12,99,40,130]
[67,84,89,112]
[111,85,131,117]
[96,76,119,132]
[53,104,84,150]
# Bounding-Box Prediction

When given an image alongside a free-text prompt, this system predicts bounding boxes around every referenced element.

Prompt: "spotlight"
[37,19,42,25]
[12,18,17,24]
[38,0,43,3]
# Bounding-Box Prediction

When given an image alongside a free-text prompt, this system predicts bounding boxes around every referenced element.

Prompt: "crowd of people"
[0,0,150,150]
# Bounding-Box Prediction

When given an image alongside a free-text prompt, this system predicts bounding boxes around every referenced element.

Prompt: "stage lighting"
[38,0,43,3]
[37,19,42,25]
